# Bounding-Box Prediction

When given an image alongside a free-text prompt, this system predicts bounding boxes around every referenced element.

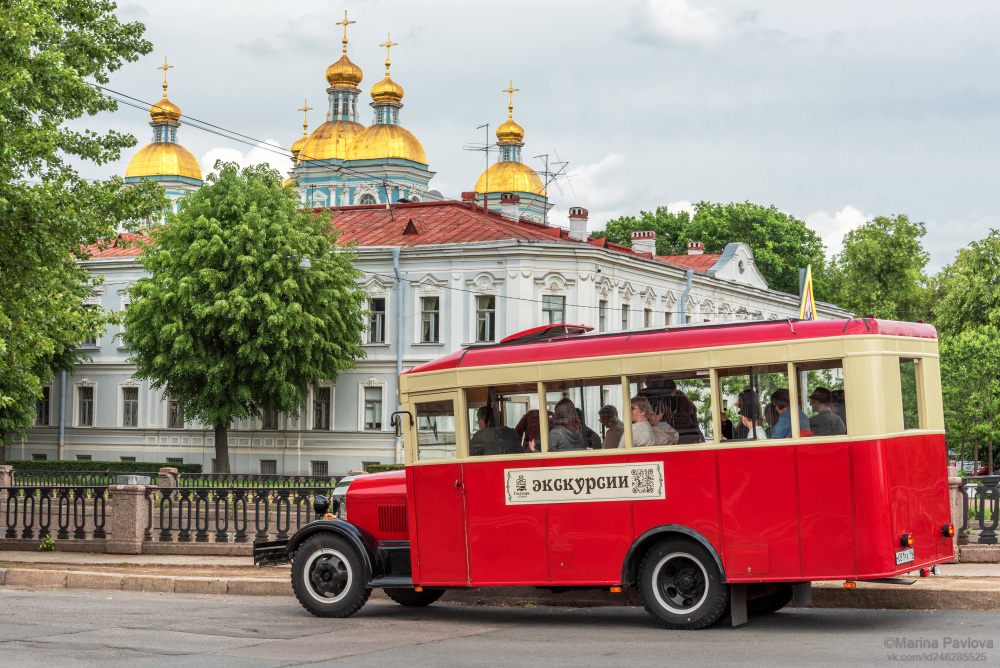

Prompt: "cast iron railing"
[1,486,108,540]
[961,475,1000,545]
[176,473,342,488]
[12,470,160,486]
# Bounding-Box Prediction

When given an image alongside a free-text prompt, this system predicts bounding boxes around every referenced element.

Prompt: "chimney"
[687,241,704,255]
[632,230,656,255]
[568,206,589,241]
[500,192,520,221]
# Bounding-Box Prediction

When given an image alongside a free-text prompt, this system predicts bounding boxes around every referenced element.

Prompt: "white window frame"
[358,377,388,432]
[368,296,387,344]
[309,383,335,431]
[119,382,140,428]
[475,294,496,343]
[74,379,97,427]
[167,393,184,429]
[35,385,52,427]
[420,295,442,343]
[412,274,447,345]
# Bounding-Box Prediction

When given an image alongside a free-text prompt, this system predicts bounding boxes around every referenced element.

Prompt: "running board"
[861,578,916,585]
[369,575,414,588]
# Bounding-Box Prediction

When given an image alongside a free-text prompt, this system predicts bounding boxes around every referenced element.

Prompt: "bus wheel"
[291,533,371,618]
[384,587,446,607]
[747,585,793,615]
[638,539,729,630]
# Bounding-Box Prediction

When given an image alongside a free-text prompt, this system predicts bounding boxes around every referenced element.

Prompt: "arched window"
[359,193,377,206]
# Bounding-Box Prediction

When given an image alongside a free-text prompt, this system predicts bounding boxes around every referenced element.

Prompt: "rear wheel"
[638,538,729,630]
[747,585,793,615]
[291,532,371,618]
[384,587,446,607]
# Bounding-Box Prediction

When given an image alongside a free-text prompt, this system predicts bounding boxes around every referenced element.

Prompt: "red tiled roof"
[79,201,719,274]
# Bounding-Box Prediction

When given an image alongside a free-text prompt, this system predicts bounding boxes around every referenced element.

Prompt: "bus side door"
[411,462,470,586]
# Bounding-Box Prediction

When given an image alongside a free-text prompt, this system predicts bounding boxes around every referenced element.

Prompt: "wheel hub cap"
[310,555,348,596]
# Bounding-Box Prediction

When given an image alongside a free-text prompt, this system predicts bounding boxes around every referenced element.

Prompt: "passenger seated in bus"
[576,408,603,449]
[769,388,810,439]
[831,388,847,428]
[469,405,521,456]
[598,405,625,449]
[720,409,734,440]
[515,409,552,452]
[661,380,705,444]
[549,398,589,450]
[807,387,846,436]
[739,397,768,440]
[648,396,680,445]
[764,402,780,439]
[627,396,657,447]
[732,388,759,440]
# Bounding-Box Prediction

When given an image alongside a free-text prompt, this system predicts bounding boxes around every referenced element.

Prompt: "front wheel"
[638,538,729,630]
[291,532,371,618]
[384,587,446,607]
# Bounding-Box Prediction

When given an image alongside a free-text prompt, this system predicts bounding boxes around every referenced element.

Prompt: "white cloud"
[804,205,872,257]
[200,140,287,175]
[632,0,747,46]
[666,200,697,217]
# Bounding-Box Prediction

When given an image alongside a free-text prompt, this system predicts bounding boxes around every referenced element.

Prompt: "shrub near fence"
[365,463,404,473]
[7,460,202,474]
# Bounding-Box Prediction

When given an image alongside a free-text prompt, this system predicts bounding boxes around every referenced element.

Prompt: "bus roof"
[405,318,937,374]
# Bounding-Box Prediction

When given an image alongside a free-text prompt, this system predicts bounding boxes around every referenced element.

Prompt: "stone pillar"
[948,471,965,561]
[106,485,147,554]
[158,467,179,489]
[0,465,12,488]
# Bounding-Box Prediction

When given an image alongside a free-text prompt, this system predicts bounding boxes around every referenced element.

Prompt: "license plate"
[895,548,915,565]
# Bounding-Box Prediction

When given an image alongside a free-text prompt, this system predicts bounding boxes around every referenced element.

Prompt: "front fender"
[287,519,379,582]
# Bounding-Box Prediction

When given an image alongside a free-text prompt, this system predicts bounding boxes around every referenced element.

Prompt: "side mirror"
[392,414,402,438]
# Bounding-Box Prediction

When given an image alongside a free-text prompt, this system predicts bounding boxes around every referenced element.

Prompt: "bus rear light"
[844,581,857,588]
[943,523,954,537]
[901,533,914,548]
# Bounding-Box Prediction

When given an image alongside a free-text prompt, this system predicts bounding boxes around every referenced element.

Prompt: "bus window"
[629,371,712,445]
[543,377,623,451]
[465,383,539,456]
[795,360,847,437]
[900,358,921,430]
[718,364,792,440]
[415,400,457,460]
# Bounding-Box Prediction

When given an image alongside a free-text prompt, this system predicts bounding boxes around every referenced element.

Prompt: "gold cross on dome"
[336,10,355,53]
[157,57,174,94]
[298,99,313,133]
[502,80,519,117]
[380,33,398,74]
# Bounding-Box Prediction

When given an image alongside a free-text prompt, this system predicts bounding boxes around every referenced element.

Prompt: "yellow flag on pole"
[799,265,818,321]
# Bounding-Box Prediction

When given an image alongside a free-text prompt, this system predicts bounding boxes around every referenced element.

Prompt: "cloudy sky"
[82,0,1000,272]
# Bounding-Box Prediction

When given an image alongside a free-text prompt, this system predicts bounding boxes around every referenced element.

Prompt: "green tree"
[122,162,368,473]
[939,326,1000,473]
[829,215,929,320]
[934,230,1000,338]
[595,202,829,296]
[0,0,162,461]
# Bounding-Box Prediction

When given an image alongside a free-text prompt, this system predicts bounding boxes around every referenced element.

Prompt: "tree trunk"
[974,436,980,474]
[214,423,231,474]
[989,436,995,475]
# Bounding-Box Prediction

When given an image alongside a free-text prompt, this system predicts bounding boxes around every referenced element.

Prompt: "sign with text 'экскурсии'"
[504,462,665,505]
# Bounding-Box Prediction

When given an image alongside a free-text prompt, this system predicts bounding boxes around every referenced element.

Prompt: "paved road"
[2,587,998,667]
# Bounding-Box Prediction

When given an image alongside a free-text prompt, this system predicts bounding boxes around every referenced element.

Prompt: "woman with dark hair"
[549,398,587,450]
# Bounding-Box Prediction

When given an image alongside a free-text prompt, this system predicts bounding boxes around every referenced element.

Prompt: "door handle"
[455,480,462,489]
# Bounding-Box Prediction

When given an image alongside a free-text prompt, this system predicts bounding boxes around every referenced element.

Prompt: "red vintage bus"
[255,318,954,629]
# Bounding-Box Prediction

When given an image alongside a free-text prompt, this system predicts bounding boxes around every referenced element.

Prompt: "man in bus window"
[831,388,847,428]
[627,396,657,447]
[807,387,846,436]
[769,388,810,439]
[599,405,624,448]
[648,396,680,445]
[470,405,521,456]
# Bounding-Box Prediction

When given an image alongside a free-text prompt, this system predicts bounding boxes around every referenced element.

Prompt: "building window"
[644,308,652,328]
[598,300,608,332]
[122,386,139,427]
[364,386,383,430]
[362,460,381,472]
[359,193,377,205]
[391,109,398,124]
[35,387,50,426]
[76,455,91,461]
[476,295,495,342]
[369,298,386,343]
[311,461,329,476]
[542,295,565,325]
[120,456,136,463]
[166,457,183,465]
[81,305,98,347]
[260,459,277,475]
[621,304,629,329]
[32,454,47,461]
[313,387,331,430]
[421,296,440,343]
[78,386,94,426]
[168,394,183,428]
[376,108,384,124]
[334,97,340,117]
[665,312,672,326]
[262,409,278,430]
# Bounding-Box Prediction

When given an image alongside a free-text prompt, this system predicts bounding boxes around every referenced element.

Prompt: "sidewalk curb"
[1,567,998,610]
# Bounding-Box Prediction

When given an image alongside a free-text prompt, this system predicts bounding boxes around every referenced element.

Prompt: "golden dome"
[475,161,545,196]
[371,75,404,104]
[290,134,308,160]
[325,54,363,88]
[125,142,202,181]
[496,117,524,143]
[346,124,427,164]
[281,177,296,188]
[299,120,365,162]
[150,94,181,122]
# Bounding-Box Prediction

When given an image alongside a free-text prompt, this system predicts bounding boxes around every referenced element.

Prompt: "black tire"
[747,585,793,615]
[384,587,446,607]
[637,538,729,630]
[291,532,371,618]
